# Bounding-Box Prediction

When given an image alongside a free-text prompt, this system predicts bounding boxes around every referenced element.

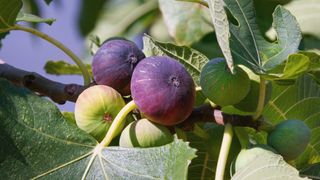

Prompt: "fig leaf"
[231,148,307,180]
[143,35,209,85]
[224,0,301,73]
[263,75,320,169]
[44,60,92,76]
[0,79,197,179]
[16,12,55,25]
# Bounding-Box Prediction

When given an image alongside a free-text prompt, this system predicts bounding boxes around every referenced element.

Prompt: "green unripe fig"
[235,144,277,172]
[267,119,311,160]
[200,58,250,106]
[75,85,126,142]
[119,119,173,148]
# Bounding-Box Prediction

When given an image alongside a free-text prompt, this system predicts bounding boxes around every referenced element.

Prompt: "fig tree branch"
[0,61,262,130]
[0,60,88,104]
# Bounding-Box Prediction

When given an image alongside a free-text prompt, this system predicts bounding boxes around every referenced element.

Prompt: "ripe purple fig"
[92,38,145,95]
[75,85,127,141]
[119,118,173,148]
[131,56,195,126]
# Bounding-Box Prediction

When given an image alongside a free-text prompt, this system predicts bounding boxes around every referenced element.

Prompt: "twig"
[0,61,88,104]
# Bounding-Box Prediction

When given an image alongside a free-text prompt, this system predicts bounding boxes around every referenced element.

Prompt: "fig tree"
[75,85,127,141]
[200,58,250,106]
[119,118,173,148]
[131,56,195,126]
[92,38,145,95]
[267,119,311,160]
[235,144,277,172]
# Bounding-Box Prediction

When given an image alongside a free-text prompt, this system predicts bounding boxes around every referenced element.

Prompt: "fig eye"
[169,75,180,87]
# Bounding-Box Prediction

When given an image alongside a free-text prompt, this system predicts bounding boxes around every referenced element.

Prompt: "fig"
[119,118,173,148]
[200,58,250,106]
[75,85,127,141]
[92,38,145,95]
[235,144,277,172]
[131,56,195,126]
[267,119,311,160]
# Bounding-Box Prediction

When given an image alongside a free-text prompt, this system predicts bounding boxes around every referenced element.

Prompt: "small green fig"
[75,85,126,141]
[235,144,277,172]
[119,118,173,148]
[267,119,311,160]
[200,58,250,106]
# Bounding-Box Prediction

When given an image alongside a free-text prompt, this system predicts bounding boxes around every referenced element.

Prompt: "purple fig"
[131,56,195,126]
[75,85,127,141]
[92,39,145,95]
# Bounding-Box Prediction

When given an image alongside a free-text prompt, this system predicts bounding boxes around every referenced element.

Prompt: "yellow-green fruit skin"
[75,85,126,142]
[200,58,250,106]
[267,119,311,160]
[119,119,173,148]
[235,144,277,172]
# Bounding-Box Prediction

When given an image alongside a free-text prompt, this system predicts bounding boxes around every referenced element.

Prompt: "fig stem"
[100,100,137,147]
[215,123,233,180]
[8,25,91,86]
[253,77,266,120]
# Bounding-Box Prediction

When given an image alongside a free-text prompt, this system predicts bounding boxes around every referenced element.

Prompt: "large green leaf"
[263,75,320,169]
[44,60,92,76]
[158,0,212,45]
[0,79,197,179]
[143,35,209,85]
[231,148,307,180]
[285,0,320,39]
[225,0,301,73]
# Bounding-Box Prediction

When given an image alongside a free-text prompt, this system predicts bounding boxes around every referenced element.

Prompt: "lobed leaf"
[143,35,209,85]
[224,0,301,73]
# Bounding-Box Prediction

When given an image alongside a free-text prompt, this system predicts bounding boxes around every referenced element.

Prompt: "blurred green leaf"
[285,0,320,39]
[263,75,320,169]
[159,0,212,46]
[44,60,92,76]
[78,0,109,36]
[16,12,55,25]
[143,35,209,85]
[224,0,301,73]
[0,0,22,45]
[232,147,306,180]
[61,112,76,125]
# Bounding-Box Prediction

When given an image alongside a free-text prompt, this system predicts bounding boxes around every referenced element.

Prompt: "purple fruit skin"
[92,39,145,95]
[131,56,195,125]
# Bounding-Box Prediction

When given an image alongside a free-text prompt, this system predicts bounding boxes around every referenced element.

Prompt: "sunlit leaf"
[16,12,55,25]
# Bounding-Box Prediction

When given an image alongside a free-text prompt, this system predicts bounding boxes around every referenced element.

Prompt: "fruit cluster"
[74,38,312,163]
